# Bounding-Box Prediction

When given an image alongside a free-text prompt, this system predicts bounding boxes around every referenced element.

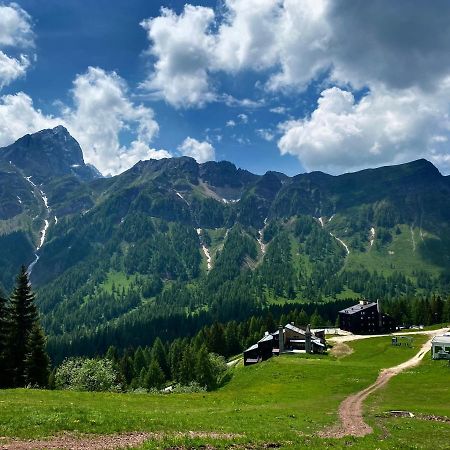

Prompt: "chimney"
[305,324,312,354]
[377,299,383,329]
[278,325,284,353]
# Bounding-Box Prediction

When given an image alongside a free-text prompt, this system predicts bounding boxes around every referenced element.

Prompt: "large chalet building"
[243,323,326,366]
[339,300,396,334]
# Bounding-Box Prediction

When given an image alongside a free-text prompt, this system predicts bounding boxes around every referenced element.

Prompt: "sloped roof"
[339,302,377,315]
[285,323,306,334]
[244,343,258,353]
[258,334,274,343]
[432,335,450,345]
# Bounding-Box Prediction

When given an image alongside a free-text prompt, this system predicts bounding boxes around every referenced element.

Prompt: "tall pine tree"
[24,322,50,387]
[0,292,10,387]
[8,266,39,386]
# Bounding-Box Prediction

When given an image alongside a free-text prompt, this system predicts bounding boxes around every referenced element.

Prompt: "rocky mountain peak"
[0,126,100,183]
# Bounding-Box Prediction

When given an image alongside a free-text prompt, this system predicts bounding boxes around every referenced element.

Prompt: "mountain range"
[1,126,449,357]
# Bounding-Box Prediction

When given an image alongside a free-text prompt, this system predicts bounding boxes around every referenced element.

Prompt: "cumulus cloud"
[326,0,450,92]
[140,5,216,108]
[0,52,30,89]
[139,0,330,106]
[178,137,215,163]
[0,67,167,175]
[278,85,450,174]
[0,3,34,89]
[63,67,162,175]
[139,0,450,174]
[0,92,59,145]
[143,0,450,99]
[0,3,34,47]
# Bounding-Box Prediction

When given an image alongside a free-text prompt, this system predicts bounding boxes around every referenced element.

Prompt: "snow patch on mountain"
[369,227,376,247]
[196,228,212,270]
[330,232,350,255]
[24,175,51,275]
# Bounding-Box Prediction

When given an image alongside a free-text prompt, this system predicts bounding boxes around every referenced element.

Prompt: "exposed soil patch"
[320,328,448,439]
[1,431,242,450]
[329,342,353,358]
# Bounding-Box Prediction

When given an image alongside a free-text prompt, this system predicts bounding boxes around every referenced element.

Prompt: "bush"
[55,357,121,392]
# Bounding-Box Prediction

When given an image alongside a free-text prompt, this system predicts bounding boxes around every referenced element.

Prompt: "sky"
[0,0,449,177]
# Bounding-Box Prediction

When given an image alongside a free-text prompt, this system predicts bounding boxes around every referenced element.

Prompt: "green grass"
[98,271,139,295]
[2,335,449,449]
[361,355,450,450]
[345,225,441,277]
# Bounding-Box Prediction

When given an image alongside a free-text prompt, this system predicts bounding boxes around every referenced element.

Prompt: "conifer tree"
[24,322,50,387]
[145,358,165,389]
[0,292,10,387]
[195,345,215,390]
[8,266,38,386]
[151,337,169,378]
[179,345,195,384]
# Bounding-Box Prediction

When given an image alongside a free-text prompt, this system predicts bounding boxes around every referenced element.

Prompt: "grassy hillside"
[2,335,449,449]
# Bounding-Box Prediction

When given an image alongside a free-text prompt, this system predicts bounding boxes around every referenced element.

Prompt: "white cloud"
[238,113,248,123]
[178,137,215,163]
[0,91,59,145]
[139,0,330,106]
[221,94,264,108]
[226,120,236,127]
[140,5,216,108]
[0,3,34,89]
[278,84,450,174]
[257,128,274,142]
[0,51,30,89]
[0,3,34,48]
[0,67,167,175]
[270,106,288,115]
[62,67,162,175]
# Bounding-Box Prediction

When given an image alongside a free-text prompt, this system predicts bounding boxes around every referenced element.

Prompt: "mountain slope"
[0,127,449,357]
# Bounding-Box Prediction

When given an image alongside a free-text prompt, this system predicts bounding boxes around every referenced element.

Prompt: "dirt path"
[322,328,448,438]
[0,431,240,450]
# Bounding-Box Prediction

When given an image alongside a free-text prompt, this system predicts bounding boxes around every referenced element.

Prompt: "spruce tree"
[24,322,50,387]
[151,337,169,378]
[195,345,215,390]
[8,266,38,386]
[179,345,196,385]
[144,359,165,390]
[0,292,11,387]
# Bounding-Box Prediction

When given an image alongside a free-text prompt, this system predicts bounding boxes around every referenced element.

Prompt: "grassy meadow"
[1,335,449,449]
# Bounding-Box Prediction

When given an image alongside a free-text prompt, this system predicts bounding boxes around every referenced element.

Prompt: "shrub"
[55,357,121,392]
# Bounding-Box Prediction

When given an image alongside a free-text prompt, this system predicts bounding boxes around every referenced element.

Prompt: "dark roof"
[339,302,377,315]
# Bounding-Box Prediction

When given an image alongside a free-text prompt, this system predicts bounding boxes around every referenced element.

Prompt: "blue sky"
[1,1,449,176]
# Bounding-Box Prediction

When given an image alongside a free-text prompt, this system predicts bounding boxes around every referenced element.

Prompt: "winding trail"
[0,431,240,450]
[322,328,449,438]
